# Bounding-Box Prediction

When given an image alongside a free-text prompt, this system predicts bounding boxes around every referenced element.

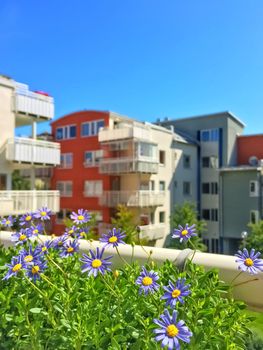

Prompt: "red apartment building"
[51,111,111,235]
[237,134,263,165]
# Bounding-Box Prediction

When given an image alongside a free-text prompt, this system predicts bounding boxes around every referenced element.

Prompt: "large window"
[201,129,219,142]
[202,156,218,168]
[56,181,72,197]
[59,153,73,169]
[84,180,103,197]
[84,150,103,167]
[56,125,76,140]
[202,209,210,220]
[81,120,105,137]
[202,183,210,194]
[183,181,191,195]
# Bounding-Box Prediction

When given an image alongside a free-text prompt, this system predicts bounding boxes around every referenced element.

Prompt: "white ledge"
[1,231,262,312]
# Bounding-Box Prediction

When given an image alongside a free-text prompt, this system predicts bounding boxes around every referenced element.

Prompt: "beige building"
[0,74,60,216]
[98,112,197,246]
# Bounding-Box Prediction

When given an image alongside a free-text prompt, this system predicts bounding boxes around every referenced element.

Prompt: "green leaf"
[29,307,42,313]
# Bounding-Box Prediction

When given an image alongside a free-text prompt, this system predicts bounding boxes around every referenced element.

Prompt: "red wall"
[51,111,111,235]
[237,135,263,165]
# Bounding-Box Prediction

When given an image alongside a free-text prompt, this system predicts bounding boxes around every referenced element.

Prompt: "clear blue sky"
[1,0,263,135]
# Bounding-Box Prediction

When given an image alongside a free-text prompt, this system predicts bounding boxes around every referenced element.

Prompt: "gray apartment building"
[158,111,245,253]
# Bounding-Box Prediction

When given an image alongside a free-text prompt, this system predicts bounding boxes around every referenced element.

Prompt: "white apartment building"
[0,74,60,216]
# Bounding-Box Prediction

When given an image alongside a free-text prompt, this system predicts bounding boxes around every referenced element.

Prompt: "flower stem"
[233,277,259,288]
[116,246,132,268]
[230,271,243,286]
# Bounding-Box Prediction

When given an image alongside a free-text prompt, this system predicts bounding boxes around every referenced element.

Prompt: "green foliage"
[168,201,207,251]
[0,242,252,349]
[12,170,31,190]
[111,205,144,244]
[240,221,263,253]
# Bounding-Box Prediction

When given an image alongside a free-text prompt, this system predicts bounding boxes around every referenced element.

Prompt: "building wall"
[220,169,261,254]
[51,111,111,234]
[237,135,263,165]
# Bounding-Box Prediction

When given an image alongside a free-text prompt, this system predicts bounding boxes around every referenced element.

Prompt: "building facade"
[0,74,60,216]
[51,111,197,245]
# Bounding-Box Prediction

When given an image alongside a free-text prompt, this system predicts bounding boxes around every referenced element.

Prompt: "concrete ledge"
[1,231,262,312]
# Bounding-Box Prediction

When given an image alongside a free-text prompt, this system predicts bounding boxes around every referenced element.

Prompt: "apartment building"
[0,74,60,216]
[51,110,196,245]
[220,134,263,254]
[158,111,245,253]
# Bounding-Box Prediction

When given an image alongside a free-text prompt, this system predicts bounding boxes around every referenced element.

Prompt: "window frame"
[55,125,77,140]
[81,120,105,138]
[56,181,73,197]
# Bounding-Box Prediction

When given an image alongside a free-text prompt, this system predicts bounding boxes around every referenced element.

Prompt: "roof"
[157,111,245,128]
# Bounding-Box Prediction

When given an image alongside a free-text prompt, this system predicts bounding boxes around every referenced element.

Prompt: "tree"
[239,221,263,252]
[167,201,207,251]
[111,204,146,244]
[12,170,30,190]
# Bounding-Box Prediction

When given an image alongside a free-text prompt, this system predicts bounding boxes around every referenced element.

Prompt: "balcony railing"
[99,157,158,174]
[138,224,166,240]
[14,82,54,120]
[0,191,60,215]
[100,191,165,207]
[5,137,60,166]
[99,124,152,142]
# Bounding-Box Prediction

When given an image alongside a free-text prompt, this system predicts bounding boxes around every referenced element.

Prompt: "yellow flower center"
[69,230,74,235]
[172,289,181,298]
[181,229,188,236]
[245,258,254,267]
[78,215,84,221]
[42,246,47,252]
[12,263,22,272]
[92,259,102,268]
[24,255,33,262]
[6,220,10,225]
[58,241,63,246]
[41,211,47,217]
[32,265,40,274]
[26,215,32,221]
[80,232,85,237]
[109,236,118,243]
[166,324,179,337]
[67,247,74,253]
[142,276,153,286]
[33,229,39,234]
[19,234,27,241]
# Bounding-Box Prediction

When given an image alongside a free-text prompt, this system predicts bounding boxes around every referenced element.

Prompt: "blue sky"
[1,0,263,135]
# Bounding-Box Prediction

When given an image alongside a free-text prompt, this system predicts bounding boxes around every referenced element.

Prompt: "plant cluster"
[0,208,262,349]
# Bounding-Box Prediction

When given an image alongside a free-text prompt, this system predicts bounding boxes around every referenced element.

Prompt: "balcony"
[100,191,165,207]
[0,190,60,216]
[138,224,166,240]
[14,82,54,121]
[99,157,158,174]
[99,124,152,142]
[5,137,60,166]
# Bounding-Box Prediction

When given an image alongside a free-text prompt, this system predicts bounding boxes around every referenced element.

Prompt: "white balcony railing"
[14,82,54,120]
[99,124,152,142]
[6,137,60,166]
[100,191,165,207]
[0,191,60,216]
[138,224,166,240]
[100,157,158,174]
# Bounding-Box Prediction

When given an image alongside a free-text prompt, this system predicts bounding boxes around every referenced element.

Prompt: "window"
[150,180,155,191]
[202,157,210,168]
[159,181,165,191]
[201,129,219,142]
[84,150,103,167]
[159,211,165,223]
[183,181,191,195]
[81,120,105,137]
[202,156,218,168]
[150,211,155,224]
[56,125,76,140]
[250,210,259,224]
[84,180,103,197]
[211,239,219,253]
[211,182,218,194]
[202,183,210,194]
[203,239,210,251]
[211,209,218,222]
[183,155,191,168]
[249,181,259,197]
[202,209,210,220]
[56,181,72,197]
[0,174,7,190]
[159,150,165,165]
[59,153,73,168]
